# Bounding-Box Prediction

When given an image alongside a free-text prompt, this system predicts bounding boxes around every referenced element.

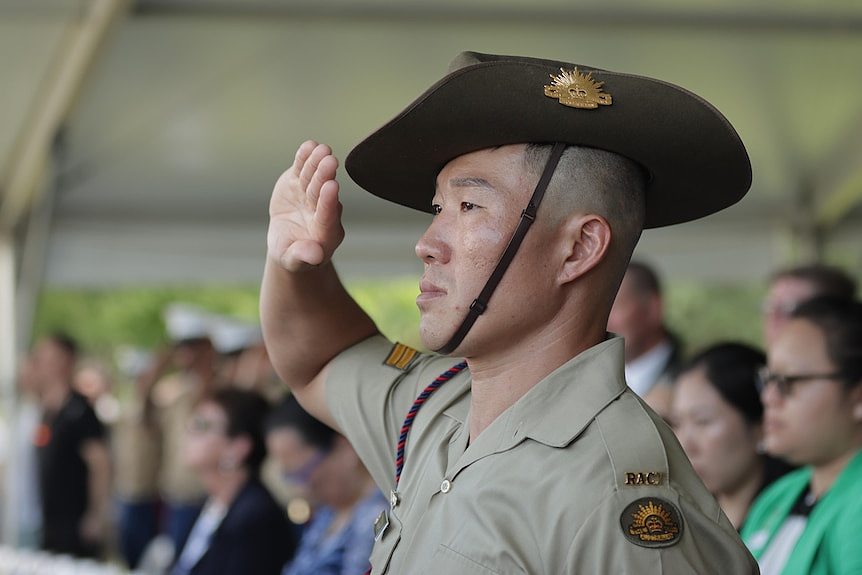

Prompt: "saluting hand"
[267,141,345,272]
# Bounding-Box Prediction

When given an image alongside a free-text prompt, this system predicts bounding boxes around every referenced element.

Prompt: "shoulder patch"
[383,342,421,371]
[620,497,684,548]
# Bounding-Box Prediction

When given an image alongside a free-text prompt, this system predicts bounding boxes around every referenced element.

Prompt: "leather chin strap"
[434,142,567,355]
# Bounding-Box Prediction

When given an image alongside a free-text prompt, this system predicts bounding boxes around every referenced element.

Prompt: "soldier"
[261,52,758,573]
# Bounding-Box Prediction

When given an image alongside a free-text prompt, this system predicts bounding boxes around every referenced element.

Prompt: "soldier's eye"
[431,204,442,215]
[460,202,476,212]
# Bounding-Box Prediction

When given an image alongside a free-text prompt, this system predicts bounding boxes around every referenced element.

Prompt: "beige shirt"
[154,373,206,503]
[327,335,758,574]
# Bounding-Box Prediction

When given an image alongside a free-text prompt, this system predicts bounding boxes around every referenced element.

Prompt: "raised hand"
[267,141,345,272]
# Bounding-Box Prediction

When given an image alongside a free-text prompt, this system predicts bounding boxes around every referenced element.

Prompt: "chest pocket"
[422,545,504,575]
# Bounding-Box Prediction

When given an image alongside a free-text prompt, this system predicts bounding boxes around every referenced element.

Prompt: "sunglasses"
[756,366,845,397]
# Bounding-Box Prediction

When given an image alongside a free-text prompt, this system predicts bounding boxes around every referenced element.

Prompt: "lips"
[417,278,446,304]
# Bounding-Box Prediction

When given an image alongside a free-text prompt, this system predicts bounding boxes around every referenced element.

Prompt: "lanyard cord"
[395,361,468,487]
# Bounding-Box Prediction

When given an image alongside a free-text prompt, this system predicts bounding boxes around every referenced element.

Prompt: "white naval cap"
[208,316,262,355]
[163,303,212,343]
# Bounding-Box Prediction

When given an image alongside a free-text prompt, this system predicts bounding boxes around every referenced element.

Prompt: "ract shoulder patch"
[620,498,684,548]
[383,342,421,371]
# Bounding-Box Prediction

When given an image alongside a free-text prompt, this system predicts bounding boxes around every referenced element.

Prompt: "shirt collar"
[513,336,628,447]
[441,336,628,447]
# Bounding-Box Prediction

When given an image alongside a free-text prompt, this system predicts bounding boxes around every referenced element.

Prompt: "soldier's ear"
[557,213,611,285]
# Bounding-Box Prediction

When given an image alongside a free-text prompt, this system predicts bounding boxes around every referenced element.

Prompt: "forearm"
[260,257,378,391]
[84,441,112,518]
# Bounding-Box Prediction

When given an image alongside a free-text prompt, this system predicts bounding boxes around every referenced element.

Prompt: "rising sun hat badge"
[543,67,613,109]
[620,498,684,548]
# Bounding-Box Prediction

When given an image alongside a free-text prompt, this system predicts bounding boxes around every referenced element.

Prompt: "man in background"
[608,260,682,419]
[31,333,111,558]
[762,264,857,348]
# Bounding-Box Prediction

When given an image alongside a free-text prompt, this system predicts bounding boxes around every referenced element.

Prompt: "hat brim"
[345,57,751,229]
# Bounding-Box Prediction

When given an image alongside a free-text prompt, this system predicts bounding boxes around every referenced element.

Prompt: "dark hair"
[46,332,80,360]
[678,342,767,424]
[264,394,336,452]
[626,260,662,297]
[210,388,271,474]
[792,296,862,387]
[770,264,857,300]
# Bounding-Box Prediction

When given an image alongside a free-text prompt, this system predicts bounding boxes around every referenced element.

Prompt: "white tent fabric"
[4,0,859,290]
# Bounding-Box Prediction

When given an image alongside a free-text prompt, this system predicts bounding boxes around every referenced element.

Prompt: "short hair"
[770,264,857,300]
[46,332,80,361]
[677,342,767,424]
[792,296,862,388]
[210,388,271,474]
[264,394,336,452]
[523,144,647,267]
[625,260,662,298]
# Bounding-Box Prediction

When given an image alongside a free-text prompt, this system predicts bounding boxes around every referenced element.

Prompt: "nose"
[415,217,451,264]
[759,379,782,408]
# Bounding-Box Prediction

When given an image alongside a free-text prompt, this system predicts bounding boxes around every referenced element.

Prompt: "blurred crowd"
[2,261,860,574]
[4,304,384,575]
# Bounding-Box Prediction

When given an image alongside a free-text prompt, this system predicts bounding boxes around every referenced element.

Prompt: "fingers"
[307,155,339,207]
[298,143,333,192]
[291,140,318,176]
[315,179,342,230]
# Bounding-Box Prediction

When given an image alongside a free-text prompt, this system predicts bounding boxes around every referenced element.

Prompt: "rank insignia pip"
[383,342,421,371]
[620,498,684,548]
[544,67,612,109]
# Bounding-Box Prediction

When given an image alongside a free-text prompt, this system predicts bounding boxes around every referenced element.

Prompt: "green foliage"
[32,278,766,359]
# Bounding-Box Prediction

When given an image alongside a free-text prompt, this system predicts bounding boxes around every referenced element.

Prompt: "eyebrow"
[447,177,496,191]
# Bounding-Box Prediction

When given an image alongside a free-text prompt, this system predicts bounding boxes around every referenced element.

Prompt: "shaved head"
[523,144,647,287]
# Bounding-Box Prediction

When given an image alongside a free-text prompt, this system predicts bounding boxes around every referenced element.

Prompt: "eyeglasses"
[186,416,227,435]
[761,300,800,318]
[756,366,845,397]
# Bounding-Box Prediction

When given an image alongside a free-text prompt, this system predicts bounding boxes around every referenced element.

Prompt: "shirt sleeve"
[325,335,461,494]
[77,397,107,443]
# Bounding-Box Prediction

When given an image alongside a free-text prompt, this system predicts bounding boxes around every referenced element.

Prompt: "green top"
[327,335,757,574]
[742,449,862,575]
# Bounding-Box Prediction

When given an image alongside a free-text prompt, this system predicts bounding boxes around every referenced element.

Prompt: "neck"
[204,468,250,507]
[627,330,667,363]
[811,444,862,499]
[41,382,71,413]
[466,317,606,442]
[716,461,764,530]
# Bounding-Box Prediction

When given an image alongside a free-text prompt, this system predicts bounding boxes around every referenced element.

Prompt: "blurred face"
[74,366,111,402]
[608,274,661,361]
[671,368,762,495]
[763,277,817,348]
[184,401,231,473]
[414,145,559,354]
[762,319,859,466]
[31,338,74,389]
[266,427,322,479]
[307,438,364,507]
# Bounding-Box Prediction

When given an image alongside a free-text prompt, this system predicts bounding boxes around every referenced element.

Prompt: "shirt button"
[440,479,452,493]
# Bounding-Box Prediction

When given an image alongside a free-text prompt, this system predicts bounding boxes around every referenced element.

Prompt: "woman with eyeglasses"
[172,388,296,575]
[265,395,386,575]
[670,343,793,530]
[742,296,862,575]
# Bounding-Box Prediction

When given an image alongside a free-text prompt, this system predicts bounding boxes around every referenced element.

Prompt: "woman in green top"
[742,296,862,575]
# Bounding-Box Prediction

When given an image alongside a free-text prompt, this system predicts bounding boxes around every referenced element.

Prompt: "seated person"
[671,343,792,529]
[266,396,385,575]
[173,389,295,575]
[742,297,862,574]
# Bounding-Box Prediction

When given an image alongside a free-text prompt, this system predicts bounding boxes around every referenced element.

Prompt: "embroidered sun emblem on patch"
[543,67,612,109]
[620,498,683,548]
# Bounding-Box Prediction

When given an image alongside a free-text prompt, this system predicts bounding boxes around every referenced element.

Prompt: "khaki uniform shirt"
[153,373,206,503]
[327,335,758,574]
